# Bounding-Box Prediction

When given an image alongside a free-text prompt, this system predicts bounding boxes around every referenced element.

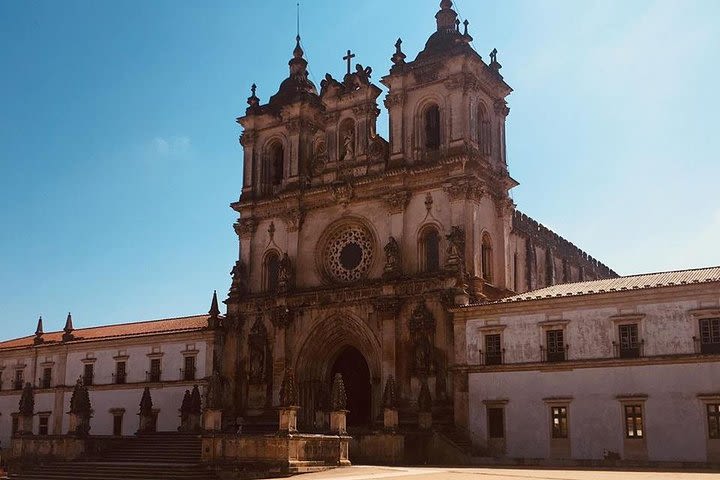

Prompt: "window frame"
[83,363,95,386]
[482,399,509,443]
[38,414,50,436]
[480,233,493,283]
[423,104,441,151]
[546,329,566,362]
[263,249,281,292]
[183,355,197,381]
[41,367,52,389]
[550,405,569,439]
[624,404,644,439]
[418,225,441,273]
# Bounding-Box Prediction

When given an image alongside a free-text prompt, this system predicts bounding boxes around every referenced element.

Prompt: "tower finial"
[436,0,458,32]
[209,290,220,318]
[63,312,75,342]
[34,316,44,344]
[64,312,73,333]
[297,2,300,39]
[391,38,407,66]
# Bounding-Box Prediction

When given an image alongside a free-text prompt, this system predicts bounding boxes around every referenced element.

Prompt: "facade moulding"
[452,353,720,374]
[450,283,720,317]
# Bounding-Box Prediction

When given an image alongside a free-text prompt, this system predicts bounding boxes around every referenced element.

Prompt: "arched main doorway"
[294,314,382,431]
[330,346,371,427]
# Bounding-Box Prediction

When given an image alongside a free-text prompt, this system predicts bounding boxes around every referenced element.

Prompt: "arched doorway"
[330,346,371,427]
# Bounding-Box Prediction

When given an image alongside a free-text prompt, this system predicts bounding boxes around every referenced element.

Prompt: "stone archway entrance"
[330,346,371,426]
[294,314,381,431]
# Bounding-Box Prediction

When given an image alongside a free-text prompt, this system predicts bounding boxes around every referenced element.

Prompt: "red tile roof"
[466,266,720,307]
[0,315,210,351]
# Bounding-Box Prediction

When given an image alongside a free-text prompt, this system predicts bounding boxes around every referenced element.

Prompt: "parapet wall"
[512,210,617,281]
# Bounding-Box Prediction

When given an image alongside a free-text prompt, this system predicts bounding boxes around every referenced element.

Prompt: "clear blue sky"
[1,0,719,340]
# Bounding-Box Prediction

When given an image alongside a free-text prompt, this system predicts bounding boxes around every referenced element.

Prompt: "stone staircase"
[9,433,217,480]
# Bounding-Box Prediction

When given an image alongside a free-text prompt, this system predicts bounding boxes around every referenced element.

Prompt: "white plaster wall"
[0,335,209,444]
[468,361,720,462]
[65,340,207,385]
[466,299,701,364]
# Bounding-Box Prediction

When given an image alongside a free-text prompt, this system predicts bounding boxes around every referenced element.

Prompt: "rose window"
[324,225,374,283]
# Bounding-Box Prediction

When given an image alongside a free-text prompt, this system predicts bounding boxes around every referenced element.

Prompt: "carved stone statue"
[383,236,402,279]
[277,253,292,293]
[248,317,267,384]
[409,303,435,376]
[229,260,248,300]
[206,370,224,410]
[445,226,465,272]
[414,335,432,376]
[342,130,354,161]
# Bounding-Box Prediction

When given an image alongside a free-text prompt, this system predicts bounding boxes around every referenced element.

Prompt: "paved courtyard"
[267,466,720,480]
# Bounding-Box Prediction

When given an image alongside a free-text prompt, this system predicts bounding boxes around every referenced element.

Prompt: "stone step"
[10,462,216,480]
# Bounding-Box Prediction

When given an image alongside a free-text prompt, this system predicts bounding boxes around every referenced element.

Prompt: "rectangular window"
[624,404,644,438]
[551,406,568,439]
[83,363,94,386]
[42,367,52,389]
[484,334,502,365]
[546,329,566,362]
[11,415,19,436]
[113,414,123,436]
[487,407,504,439]
[115,362,127,384]
[619,324,641,358]
[708,404,720,439]
[38,416,49,435]
[14,369,24,390]
[149,359,161,382]
[184,356,196,381]
[700,318,720,354]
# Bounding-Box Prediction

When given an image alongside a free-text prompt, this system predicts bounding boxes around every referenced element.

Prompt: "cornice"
[450,283,720,318]
[452,352,720,374]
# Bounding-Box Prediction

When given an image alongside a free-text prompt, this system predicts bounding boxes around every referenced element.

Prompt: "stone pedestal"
[138,414,154,433]
[330,410,348,435]
[203,410,221,432]
[418,411,432,430]
[186,413,199,432]
[278,406,299,434]
[384,408,398,432]
[17,415,33,436]
[67,413,90,436]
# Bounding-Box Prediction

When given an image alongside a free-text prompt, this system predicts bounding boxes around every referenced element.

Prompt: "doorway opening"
[330,346,371,427]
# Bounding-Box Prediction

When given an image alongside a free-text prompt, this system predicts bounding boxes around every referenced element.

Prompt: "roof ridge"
[4,313,209,340]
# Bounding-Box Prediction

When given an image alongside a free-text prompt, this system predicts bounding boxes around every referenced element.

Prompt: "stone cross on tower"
[343,49,355,75]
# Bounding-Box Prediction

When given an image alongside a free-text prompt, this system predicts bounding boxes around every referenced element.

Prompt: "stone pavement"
[267,465,720,480]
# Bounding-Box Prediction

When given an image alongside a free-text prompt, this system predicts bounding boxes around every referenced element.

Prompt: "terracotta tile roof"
[0,315,210,351]
[475,266,720,306]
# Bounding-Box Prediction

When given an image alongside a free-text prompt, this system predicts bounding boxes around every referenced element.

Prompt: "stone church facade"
[222,0,614,433]
[3,0,718,468]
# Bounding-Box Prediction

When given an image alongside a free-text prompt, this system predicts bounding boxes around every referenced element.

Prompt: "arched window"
[481,233,493,282]
[263,251,280,292]
[478,103,491,155]
[424,104,441,151]
[339,118,356,161]
[269,142,284,186]
[419,226,440,273]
